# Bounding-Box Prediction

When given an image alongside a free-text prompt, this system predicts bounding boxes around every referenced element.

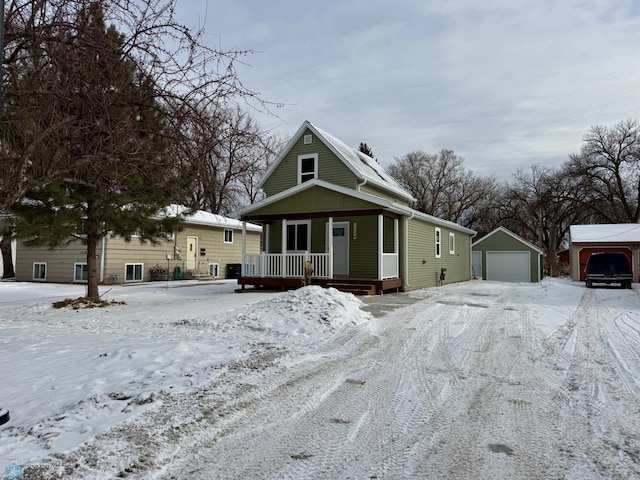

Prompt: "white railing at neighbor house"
[243,252,331,278]
[382,253,399,279]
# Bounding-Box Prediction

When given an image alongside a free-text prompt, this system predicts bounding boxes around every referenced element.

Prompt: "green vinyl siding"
[262,129,357,197]
[249,185,383,217]
[348,215,377,278]
[264,215,379,278]
[359,183,410,205]
[406,218,471,289]
[472,229,541,282]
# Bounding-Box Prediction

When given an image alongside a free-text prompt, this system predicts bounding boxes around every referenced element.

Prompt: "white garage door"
[486,251,530,283]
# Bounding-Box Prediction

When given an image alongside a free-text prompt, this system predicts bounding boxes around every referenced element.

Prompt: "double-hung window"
[224,228,233,244]
[298,154,318,184]
[449,232,455,255]
[435,228,441,258]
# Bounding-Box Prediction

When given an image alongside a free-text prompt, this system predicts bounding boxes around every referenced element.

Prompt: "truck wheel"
[0,407,9,426]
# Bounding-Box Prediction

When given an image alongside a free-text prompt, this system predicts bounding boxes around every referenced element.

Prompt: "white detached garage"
[472,227,544,283]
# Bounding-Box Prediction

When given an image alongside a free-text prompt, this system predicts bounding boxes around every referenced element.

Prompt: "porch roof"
[235,179,476,236]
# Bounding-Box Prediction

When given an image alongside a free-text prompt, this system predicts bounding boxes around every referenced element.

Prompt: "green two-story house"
[236,121,476,294]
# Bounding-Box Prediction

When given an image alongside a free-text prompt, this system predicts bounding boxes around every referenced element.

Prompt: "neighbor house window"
[74,263,88,282]
[125,263,144,282]
[435,228,441,258]
[298,154,318,184]
[286,220,310,251]
[209,263,219,278]
[224,228,233,244]
[449,232,455,255]
[33,262,47,281]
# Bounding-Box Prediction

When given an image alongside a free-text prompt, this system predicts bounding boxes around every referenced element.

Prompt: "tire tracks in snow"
[159,287,589,479]
[545,287,640,478]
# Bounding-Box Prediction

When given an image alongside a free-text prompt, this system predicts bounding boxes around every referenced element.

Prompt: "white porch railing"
[382,253,399,279]
[243,252,331,278]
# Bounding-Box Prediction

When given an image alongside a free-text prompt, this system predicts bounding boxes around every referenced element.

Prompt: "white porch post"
[241,221,247,276]
[378,214,384,280]
[328,216,334,278]
[281,219,287,277]
[394,217,399,277]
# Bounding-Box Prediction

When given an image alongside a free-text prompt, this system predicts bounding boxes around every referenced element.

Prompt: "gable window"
[449,232,455,255]
[298,154,318,184]
[33,262,47,281]
[74,263,88,282]
[304,134,312,144]
[435,228,441,258]
[286,220,310,251]
[125,263,144,282]
[224,228,233,244]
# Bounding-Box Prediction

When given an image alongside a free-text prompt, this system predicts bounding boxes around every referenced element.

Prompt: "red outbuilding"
[569,224,640,283]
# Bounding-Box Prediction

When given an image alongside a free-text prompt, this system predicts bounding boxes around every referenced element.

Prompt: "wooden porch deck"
[237,276,403,296]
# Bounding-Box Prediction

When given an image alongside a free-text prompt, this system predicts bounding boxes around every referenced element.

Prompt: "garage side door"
[486,251,530,282]
[472,251,483,278]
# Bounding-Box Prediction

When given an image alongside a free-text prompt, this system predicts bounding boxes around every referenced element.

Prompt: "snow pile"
[0,282,370,472]
[233,286,370,335]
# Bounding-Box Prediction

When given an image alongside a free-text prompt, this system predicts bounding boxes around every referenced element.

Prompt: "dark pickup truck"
[584,252,633,288]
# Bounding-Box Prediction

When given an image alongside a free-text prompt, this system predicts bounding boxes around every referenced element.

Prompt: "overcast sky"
[175,0,640,181]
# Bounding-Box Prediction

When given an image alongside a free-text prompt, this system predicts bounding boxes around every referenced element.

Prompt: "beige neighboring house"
[15,207,262,284]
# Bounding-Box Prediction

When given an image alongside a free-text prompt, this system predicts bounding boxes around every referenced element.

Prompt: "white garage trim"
[486,251,530,283]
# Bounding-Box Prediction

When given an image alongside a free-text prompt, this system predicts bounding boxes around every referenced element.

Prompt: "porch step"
[325,282,376,296]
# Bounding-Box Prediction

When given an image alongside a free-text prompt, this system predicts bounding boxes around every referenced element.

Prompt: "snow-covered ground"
[1,278,639,479]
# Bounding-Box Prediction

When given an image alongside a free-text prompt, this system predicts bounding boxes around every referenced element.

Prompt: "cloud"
[175,0,640,180]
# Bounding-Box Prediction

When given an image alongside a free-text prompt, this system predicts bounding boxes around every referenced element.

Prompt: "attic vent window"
[304,134,312,144]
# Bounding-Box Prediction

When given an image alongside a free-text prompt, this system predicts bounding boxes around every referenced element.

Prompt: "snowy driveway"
[2,279,640,479]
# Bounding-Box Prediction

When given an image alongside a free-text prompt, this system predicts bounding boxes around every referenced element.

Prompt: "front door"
[187,236,198,270]
[329,222,349,276]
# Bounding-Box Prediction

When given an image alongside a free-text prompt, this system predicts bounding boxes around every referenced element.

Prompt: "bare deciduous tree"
[179,105,283,215]
[388,149,497,228]
[565,119,640,223]
[2,0,263,299]
[498,166,588,276]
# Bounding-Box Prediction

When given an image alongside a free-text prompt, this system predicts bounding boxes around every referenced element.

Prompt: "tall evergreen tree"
[11,4,182,300]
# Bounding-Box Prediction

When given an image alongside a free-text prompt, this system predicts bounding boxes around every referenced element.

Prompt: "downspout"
[357,177,368,192]
[100,234,106,283]
[470,232,477,280]
[404,211,414,290]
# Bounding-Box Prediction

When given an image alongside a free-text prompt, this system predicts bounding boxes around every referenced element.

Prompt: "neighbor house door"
[328,222,349,276]
[187,236,198,270]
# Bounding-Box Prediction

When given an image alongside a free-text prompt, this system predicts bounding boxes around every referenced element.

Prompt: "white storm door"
[472,251,483,278]
[187,236,198,270]
[329,222,349,276]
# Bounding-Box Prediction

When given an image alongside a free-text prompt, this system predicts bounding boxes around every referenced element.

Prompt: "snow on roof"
[163,205,262,232]
[473,226,544,254]
[570,224,640,243]
[309,123,413,201]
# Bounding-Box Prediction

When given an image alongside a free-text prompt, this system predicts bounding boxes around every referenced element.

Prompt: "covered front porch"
[238,213,403,295]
